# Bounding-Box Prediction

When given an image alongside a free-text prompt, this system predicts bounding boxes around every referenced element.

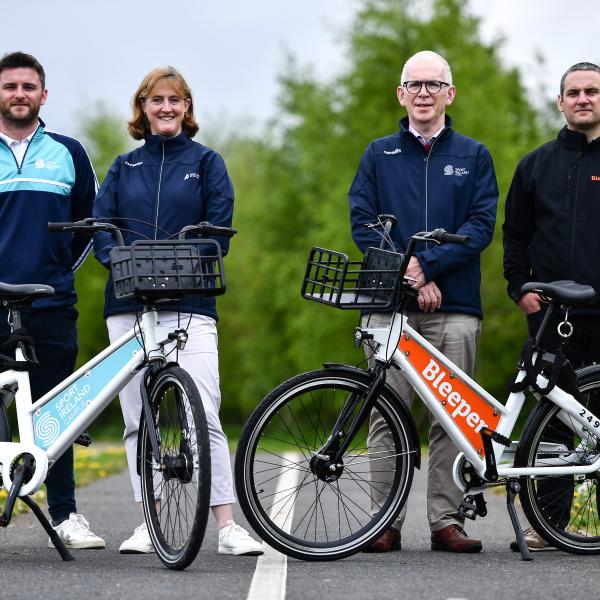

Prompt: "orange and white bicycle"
[235,215,600,562]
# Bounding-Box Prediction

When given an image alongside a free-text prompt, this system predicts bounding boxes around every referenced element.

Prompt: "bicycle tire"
[235,368,417,561]
[515,371,600,554]
[139,365,211,569]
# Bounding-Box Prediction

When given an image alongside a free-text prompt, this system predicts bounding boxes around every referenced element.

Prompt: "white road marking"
[247,452,300,600]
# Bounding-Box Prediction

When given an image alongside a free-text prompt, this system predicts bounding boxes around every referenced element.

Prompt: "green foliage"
[72,0,559,435]
[216,0,556,425]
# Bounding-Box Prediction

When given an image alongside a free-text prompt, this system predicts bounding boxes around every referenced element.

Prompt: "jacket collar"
[558,125,600,150]
[0,118,45,146]
[144,131,192,152]
[399,114,453,137]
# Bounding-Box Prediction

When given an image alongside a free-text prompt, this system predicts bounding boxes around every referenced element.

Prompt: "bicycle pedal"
[458,493,487,520]
[74,430,92,446]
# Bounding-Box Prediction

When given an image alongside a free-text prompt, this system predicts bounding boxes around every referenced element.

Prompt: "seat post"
[7,307,22,333]
[533,304,555,347]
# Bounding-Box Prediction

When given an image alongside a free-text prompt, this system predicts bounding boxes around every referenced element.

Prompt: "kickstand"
[0,464,27,526]
[506,479,532,561]
[19,495,74,561]
[0,463,74,561]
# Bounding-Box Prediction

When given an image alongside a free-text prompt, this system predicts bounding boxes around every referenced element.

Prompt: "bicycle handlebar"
[48,219,237,246]
[48,219,125,246]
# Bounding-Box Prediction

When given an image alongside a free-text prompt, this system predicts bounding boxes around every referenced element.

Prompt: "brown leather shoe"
[431,524,482,553]
[362,528,401,553]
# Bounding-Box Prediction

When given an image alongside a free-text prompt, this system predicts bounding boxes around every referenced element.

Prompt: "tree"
[217,0,554,425]
[73,106,131,435]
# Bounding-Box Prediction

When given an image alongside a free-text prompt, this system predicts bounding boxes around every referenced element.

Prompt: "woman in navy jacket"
[93,67,262,556]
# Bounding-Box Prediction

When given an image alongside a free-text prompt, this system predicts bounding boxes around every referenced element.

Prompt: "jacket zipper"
[2,124,39,174]
[424,136,438,246]
[570,150,582,276]
[154,141,165,240]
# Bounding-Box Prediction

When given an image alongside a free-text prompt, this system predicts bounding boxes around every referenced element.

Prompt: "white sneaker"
[119,522,155,554]
[48,513,105,549]
[218,521,264,556]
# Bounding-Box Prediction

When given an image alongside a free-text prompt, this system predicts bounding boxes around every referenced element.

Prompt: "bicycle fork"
[309,365,387,482]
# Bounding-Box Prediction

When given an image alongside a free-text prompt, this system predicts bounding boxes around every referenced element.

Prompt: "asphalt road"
[1,456,598,600]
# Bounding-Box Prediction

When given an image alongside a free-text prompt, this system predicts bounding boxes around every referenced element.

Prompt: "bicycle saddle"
[0,282,55,306]
[521,280,597,306]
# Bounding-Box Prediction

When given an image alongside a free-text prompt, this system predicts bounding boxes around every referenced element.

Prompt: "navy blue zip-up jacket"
[93,132,234,320]
[0,119,96,309]
[349,116,498,318]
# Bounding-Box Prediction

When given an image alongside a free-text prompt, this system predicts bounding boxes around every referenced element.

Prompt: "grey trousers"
[363,311,481,533]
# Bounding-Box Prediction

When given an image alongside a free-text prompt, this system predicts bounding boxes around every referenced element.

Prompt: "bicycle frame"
[367,312,600,483]
[0,309,175,496]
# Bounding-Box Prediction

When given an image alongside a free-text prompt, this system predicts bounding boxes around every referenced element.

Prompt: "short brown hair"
[127,67,199,140]
[0,51,45,88]
[560,62,600,95]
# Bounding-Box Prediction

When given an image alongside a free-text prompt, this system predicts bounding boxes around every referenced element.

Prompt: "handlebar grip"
[48,222,73,232]
[179,222,237,239]
[209,225,237,238]
[428,228,470,246]
[441,232,470,246]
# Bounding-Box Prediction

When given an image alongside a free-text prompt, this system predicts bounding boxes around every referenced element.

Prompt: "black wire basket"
[110,240,226,300]
[301,246,404,309]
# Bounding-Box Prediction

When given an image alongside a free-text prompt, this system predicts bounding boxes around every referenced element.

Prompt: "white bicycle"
[0,218,234,570]
[235,215,600,561]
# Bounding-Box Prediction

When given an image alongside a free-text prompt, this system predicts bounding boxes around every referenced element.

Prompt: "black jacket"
[503,126,600,309]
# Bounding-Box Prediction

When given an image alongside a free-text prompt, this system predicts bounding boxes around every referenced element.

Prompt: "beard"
[0,102,41,128]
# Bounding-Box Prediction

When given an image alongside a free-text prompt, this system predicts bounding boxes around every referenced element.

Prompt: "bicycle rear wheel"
[139,365,211,569]
[516,371,600,554]
[235,368,417,561]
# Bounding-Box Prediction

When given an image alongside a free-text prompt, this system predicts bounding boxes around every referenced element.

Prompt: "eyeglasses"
[402,80,450,95]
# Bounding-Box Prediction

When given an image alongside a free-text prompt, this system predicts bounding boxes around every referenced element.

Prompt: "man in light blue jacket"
[0,51,104,549]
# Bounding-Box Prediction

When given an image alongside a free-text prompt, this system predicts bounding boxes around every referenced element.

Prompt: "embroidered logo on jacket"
[383,148,402,155]
[184,173,200,180]
[124,161,143,168]
[591,176,600,181]
[35,159,59,170]
[444,165,470,177]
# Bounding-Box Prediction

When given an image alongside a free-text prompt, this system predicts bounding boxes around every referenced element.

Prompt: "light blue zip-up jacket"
[0,119,96,309]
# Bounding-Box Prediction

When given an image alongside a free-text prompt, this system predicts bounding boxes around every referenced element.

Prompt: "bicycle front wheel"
[235,368,417,561]
[139,365,211,570]
[516,371,600,553]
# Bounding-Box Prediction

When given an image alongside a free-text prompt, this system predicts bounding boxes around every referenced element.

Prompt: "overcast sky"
[2,0,598,139]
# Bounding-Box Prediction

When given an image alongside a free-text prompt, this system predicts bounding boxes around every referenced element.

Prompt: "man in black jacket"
[503,61,600,550]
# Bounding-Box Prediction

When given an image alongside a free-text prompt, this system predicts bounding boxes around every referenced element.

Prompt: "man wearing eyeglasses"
[349,50,498,553]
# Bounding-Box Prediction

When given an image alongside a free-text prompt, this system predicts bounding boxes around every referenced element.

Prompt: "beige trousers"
[364,311,481,533]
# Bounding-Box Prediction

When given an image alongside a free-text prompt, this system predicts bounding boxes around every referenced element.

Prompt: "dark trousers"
[527,308,600,528]
[0,307,78,523]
